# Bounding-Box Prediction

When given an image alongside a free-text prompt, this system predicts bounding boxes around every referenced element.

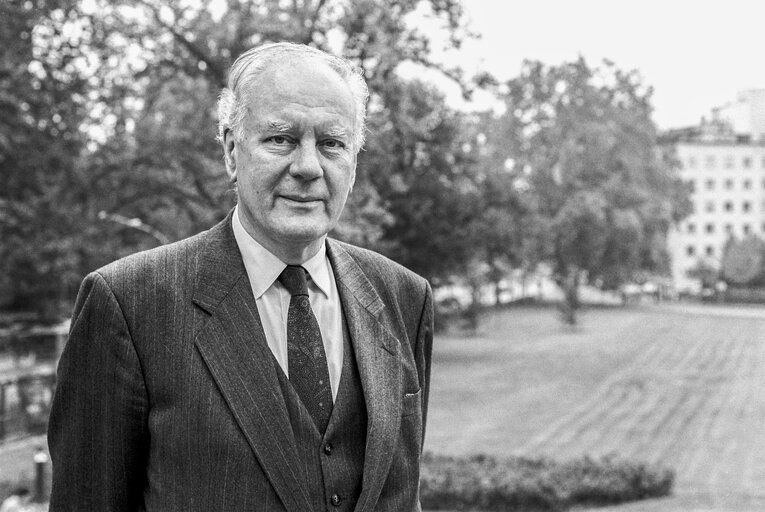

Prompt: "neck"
[235,206,324,265]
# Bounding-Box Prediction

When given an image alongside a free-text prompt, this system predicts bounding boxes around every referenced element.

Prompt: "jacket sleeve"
[48,272,149,511]
[414,280,434,449]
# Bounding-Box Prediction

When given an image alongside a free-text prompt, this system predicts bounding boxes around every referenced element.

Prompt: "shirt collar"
[231,205,331,299]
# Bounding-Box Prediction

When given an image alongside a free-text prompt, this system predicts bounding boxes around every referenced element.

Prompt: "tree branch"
[302,0,328,45]
[135,0,227,87]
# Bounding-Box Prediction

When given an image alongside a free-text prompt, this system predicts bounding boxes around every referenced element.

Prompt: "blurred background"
[1,0,764,510]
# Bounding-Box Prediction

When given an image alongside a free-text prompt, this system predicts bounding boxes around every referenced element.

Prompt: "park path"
[516,306,765,505]
[0,435,48,483]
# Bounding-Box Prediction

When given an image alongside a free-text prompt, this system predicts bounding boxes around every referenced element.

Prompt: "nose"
[290,143,323,180]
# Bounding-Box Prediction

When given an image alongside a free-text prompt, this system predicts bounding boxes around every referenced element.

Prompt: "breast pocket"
[402,388,422,417]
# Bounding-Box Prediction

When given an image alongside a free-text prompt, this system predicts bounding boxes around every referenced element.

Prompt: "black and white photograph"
[1,1,764,510]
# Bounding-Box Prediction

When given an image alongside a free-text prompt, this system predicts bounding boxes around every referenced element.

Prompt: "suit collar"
[326,240,386,318]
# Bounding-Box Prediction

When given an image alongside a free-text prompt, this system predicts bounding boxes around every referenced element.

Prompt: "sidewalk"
[0,435,48,483]
[651,301,765,319]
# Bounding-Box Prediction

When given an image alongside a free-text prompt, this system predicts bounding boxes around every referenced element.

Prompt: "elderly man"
[48,42,433,512]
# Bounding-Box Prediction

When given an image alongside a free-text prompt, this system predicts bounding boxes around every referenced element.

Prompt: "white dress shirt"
[231,206,344,400]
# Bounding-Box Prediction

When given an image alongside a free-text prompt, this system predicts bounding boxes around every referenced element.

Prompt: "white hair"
[217,42,368,152]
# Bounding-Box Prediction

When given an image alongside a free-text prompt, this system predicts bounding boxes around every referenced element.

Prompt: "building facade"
[666,93,765,292]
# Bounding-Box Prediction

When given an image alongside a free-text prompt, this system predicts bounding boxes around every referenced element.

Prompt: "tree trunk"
[559,267,581,325]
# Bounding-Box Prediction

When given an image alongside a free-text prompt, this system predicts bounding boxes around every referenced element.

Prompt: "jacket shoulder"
[101,231,205,275]
[92,223,220,294]
[330,240,429,294]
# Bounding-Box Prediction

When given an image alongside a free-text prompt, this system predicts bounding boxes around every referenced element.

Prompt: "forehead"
[243,57,356,131]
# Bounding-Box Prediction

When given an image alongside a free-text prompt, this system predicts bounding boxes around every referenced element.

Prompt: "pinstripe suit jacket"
[48,213,434,512]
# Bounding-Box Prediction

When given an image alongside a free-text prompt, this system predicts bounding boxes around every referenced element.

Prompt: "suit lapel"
[191,215,312,512]
[327,240,403,512]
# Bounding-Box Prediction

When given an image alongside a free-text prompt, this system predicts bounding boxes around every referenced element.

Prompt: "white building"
[665,91,765,292]
[712,89,765,142]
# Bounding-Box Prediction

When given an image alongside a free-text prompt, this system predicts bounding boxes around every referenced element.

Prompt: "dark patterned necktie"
[278,265,333,433]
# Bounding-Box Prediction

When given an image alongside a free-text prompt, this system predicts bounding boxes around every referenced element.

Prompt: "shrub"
[420,452,674,511]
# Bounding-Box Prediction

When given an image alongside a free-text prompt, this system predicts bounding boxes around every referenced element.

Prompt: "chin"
[277,220,331,245]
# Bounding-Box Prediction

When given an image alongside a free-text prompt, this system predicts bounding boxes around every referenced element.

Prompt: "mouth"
[279,195,324,204]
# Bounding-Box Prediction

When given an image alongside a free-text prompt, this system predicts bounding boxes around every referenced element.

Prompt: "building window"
[705,179,715,190]
[687,157,697,169]
[743,201,752,213]
[687,223,696,233]
[724,155,734,169]
[743,179,752,190]
[687,245,695,256]
[743,224,751,235]
[724,178,734,190]
[705,246,714,257]
[724,201,733,212]
[725,224,733,234]
[705,155,716,169]
[705,223,715,234]
[705,201,715,213]
[743,157,752,168]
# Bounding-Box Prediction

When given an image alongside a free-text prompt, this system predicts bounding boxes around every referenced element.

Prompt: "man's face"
[225,56,357,261]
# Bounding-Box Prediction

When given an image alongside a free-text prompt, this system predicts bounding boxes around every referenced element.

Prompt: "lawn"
[424,304,765,510]
[3,304,765,510]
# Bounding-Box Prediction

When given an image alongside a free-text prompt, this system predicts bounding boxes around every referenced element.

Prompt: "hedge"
[1,452,673,511]
[420,452,674,511]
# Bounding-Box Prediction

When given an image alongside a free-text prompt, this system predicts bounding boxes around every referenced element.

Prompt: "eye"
[321,139,345,150]
[266,135,292,145]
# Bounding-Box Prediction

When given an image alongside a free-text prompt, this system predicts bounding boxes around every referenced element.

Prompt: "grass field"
[424,304,765,511]
[3,303,764,510]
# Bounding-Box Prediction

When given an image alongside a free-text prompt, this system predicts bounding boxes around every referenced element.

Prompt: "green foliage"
[419,452,674,511]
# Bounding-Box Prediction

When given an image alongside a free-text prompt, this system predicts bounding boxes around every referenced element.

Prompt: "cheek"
[331,158,356,187]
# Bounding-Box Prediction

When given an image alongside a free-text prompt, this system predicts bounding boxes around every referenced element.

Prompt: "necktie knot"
[279,265,309,297]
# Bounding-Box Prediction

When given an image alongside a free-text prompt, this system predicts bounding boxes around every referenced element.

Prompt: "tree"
[362,79,483,282]
[495,58,690,323]
[0,0,95,316]
[721,236,765,286]
[465,113,549,306]
[65,0,474,240]
[686,258,719,290]
[2,0,475,315]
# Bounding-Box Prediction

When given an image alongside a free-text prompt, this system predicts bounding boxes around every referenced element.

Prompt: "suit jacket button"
[330,493,341,506]
[323,443,333,455]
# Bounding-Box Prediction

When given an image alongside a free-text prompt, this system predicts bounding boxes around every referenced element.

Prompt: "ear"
[349,153,357,192]
[223,129,237,182]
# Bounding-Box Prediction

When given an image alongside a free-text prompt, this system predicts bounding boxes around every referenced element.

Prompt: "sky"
[416,0,765,130]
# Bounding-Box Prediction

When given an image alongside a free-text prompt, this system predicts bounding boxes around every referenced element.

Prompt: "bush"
[420,453,674,511]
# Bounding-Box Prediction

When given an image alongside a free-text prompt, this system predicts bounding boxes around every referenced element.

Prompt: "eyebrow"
[324,127,350,139]
[259,120,294,132]
[258,119,351,140]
